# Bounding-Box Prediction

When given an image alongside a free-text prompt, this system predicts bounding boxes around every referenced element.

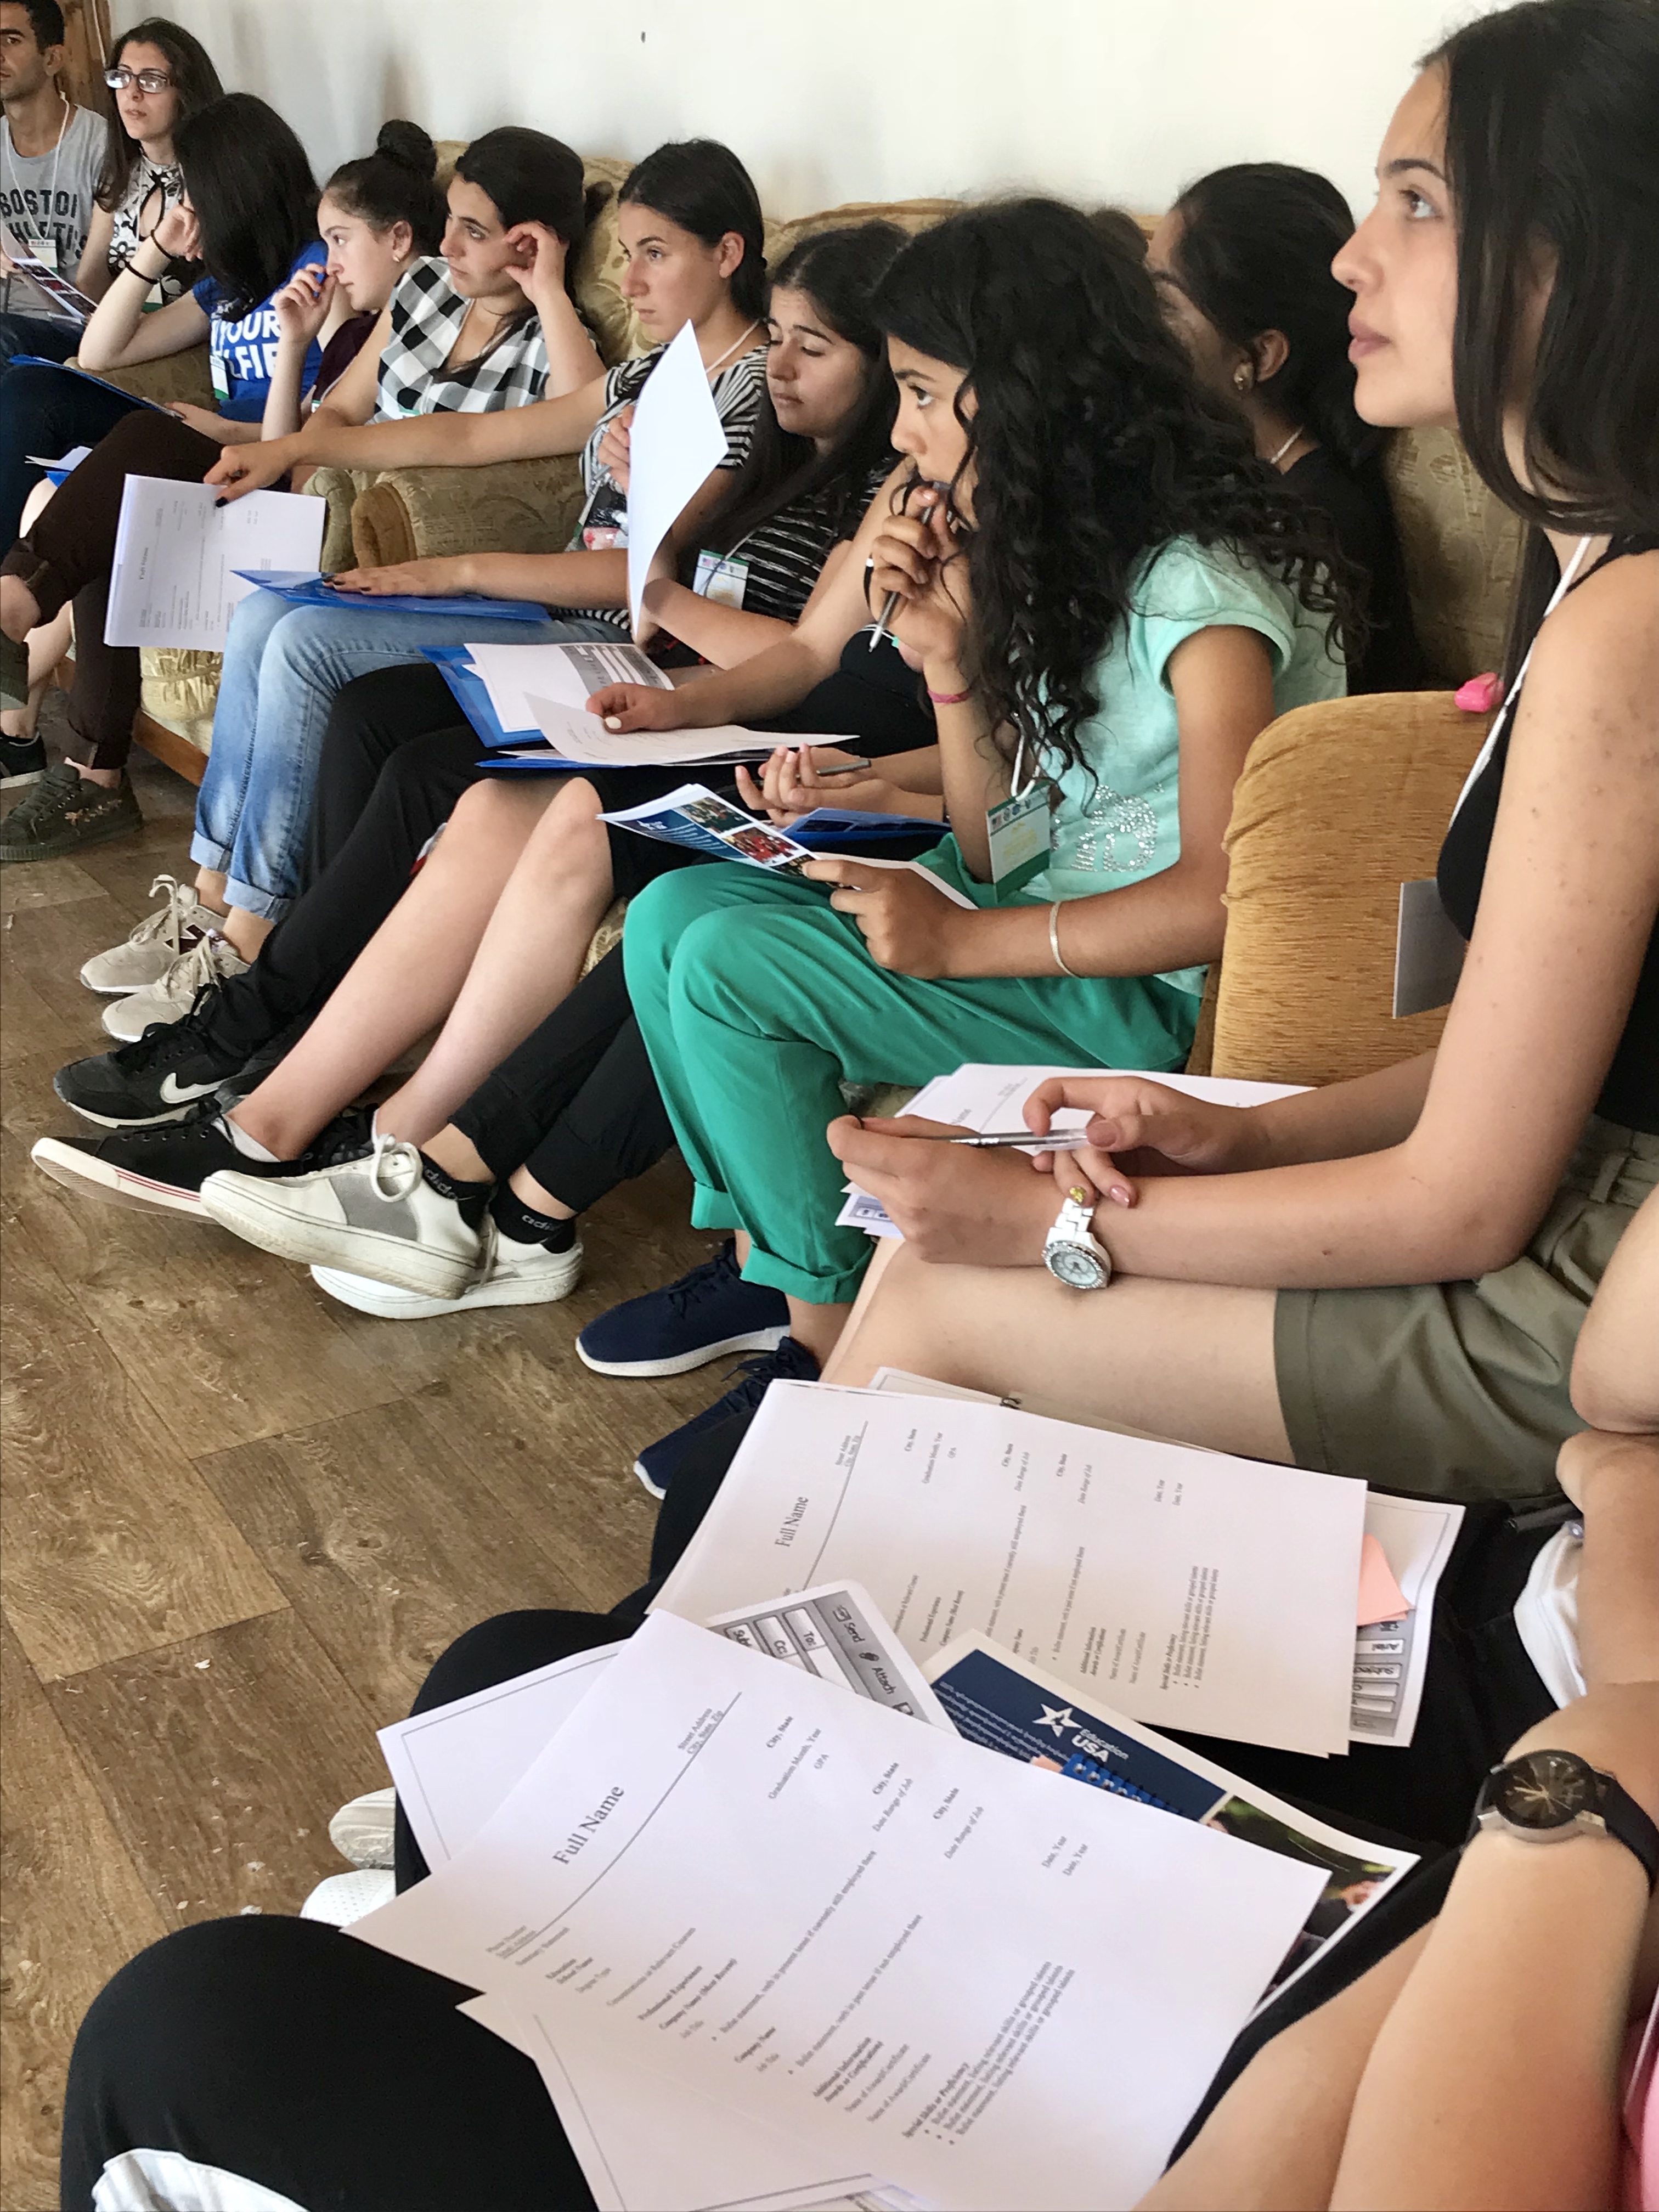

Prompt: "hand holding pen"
[866,479,969,665]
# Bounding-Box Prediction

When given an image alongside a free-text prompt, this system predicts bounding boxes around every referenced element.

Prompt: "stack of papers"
[356,1610,1325,2211]
[106,481,325,649]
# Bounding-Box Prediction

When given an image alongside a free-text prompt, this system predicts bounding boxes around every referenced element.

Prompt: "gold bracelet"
[1048,900,1082,979]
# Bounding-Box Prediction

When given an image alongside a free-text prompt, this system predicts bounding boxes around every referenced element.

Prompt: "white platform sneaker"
[313,1223,584,1319]
[201,1135,488,1300]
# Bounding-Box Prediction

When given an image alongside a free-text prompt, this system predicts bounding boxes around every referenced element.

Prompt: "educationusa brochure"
[926,1633,1418,2005]
[599,782,972,897]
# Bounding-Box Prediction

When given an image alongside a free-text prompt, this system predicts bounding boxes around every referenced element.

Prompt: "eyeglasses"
[105,66,175,93]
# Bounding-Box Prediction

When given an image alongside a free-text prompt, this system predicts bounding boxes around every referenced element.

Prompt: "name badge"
[987,781,1052,894]
[210,350,230,401]
[1392,878,1466,1017]
[31,236,58,270]
[693,550,749,608]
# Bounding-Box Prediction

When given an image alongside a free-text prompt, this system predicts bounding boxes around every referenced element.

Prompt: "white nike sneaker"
[312,1224,584,1318]
[102,930,250,1042]
[80,873,218,995]
[201,1134,485,1299]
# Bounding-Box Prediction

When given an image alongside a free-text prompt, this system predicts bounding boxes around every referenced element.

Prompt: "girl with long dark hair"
[82,17,221,301]
[819,0,1659,1517]
[1148,162,1427,691]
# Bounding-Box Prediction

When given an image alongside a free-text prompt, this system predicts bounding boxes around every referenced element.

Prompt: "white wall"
[111,0,1498,223]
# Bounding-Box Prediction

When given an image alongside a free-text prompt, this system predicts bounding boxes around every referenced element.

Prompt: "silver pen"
[903,1128,1091,1149]
[868,479,947,652]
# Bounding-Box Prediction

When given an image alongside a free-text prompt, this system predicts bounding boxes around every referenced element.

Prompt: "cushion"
[71,342,214,409]
[1384,428,1525,686]
[571,155,651,367]
[1209,691,1484,1087]
[346,454,588,567]
[138,647,221,752]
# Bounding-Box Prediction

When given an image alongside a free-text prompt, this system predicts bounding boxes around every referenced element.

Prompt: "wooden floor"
[0,728,721,2206]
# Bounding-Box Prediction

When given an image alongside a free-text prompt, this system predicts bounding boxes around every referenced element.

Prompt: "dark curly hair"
[870,198,1356,781]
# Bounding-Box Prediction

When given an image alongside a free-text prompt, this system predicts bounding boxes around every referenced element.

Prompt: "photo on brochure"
[600,783,817,874]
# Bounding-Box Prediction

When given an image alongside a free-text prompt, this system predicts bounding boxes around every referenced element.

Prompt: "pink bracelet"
[927,686,971,706]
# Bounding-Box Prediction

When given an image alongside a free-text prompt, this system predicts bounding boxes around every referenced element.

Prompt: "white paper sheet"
[466,638,672,732]
[836,1065,1307,1235]
[626,319,729,631]
[353,1613,1324,2211]
[104,475,325,648]
[1351,1492,1465,1747]
[520,702,777,765]
[654,1383,1363,1756]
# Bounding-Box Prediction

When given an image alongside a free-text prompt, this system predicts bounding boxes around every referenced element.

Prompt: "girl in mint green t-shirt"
[604,200,1358,1429]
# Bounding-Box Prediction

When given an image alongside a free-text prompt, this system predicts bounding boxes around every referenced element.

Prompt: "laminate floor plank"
[195,1398,603,1723]
[1,1266,286,1679]
[2,889,145,1036]
[44,1612,386,1928]
[1,1622,168,2209]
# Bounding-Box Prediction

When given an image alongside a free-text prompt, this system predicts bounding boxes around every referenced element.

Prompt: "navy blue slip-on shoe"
[577,1238,790,1378]
[633,1336,820,1499]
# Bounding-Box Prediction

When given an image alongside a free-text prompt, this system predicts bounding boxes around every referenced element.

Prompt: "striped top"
[372,256,548,420]
[700,456,893,623]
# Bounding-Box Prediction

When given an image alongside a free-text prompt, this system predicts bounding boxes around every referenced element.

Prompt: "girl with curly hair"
[561,196,1356,1478]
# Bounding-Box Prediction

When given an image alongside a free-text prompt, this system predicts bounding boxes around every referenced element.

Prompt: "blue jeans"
[190,595,619,919]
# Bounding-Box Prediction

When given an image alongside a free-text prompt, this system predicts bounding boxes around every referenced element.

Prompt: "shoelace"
[664,1242,742,1315]
[7,760,83,826]
[719,1344,811,1409]
[153,932,239,1003]
[365,1129,425,1204]
[117,874,201,957]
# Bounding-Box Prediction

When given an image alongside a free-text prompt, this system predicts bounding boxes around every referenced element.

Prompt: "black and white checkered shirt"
[373,255,549,419]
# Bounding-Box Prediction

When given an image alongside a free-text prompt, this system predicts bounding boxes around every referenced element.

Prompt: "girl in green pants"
[588,198,1354,1480]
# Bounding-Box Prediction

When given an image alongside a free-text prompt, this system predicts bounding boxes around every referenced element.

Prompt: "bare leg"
[372,778,617,1149]
[1137,1927,1429,2210]
[825,1241,1293,1462]
[191,866,230,917]
[786,1295,852,1365]
[1,604,71,741]
[1,573,41,642]
[229,778,555,1158]
[221,907,274,961]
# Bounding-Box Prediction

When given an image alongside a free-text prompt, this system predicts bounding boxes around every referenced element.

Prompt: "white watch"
[1042,1185,1112,1290]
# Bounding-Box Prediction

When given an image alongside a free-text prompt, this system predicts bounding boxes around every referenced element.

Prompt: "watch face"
[1046,1241,1107,1291]
[1493,1749,1600,1831]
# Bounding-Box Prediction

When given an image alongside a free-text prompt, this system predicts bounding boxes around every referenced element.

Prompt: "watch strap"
[1595,1771,1659,1891]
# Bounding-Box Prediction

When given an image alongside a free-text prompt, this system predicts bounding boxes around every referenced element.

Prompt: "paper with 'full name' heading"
[654,1383,1363,1757]
[352,1612,1323,2211]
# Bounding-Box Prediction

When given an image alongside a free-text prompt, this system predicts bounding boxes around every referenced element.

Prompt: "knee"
[73,1917,315,2076]
[410,1610,608,1714]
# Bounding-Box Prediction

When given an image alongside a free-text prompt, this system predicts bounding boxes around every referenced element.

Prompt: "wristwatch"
[1042,1186,1112,1291]
[1470,1748,1659,1890]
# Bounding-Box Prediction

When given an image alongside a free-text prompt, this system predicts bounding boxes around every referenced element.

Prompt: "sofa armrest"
[70,342,215,409]
[346,456,587,568]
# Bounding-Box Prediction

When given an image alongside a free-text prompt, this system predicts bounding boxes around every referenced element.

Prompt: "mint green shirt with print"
[1025,535,1345,994]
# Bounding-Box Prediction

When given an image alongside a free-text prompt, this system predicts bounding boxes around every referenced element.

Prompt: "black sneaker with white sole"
[53,1002,251,1128]
[0,732,47,786]
[31,1102,373,1217]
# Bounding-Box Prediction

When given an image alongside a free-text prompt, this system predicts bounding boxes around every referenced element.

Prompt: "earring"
[1233,366,1251,392]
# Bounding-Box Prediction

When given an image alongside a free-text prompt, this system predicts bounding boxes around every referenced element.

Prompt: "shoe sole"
[1,767,46,789]
[633,1458,668,1500]
[81,969,175,996]
[101,1001,189,1043]
[575,1324,788,1379]
[31,1136,207,1216]
[53,1075,220,1130]
[0,809,142,864]
[201,1180,475,1299]
[310,1249,584,1318]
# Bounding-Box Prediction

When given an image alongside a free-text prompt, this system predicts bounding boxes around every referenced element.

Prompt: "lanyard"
[1452,533,1594,821]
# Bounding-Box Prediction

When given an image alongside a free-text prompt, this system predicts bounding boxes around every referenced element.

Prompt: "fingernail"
[213,496,227,507]
[1109,1187,1132,1206]
[604,715,622,730]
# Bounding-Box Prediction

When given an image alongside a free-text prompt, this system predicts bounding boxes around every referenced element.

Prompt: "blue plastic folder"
[788,807,947,850]
[421,643,537,747]
[236,572,551,623]
[12,356,170,412]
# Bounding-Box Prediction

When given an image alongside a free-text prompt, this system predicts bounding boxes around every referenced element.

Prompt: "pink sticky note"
[1358,1532,1409,1626]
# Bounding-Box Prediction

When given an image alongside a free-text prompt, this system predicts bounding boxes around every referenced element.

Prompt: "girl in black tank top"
[1437,534,1659,1134]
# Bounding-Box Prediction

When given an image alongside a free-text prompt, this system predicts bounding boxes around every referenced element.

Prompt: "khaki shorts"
[1275,1116,1659,1504]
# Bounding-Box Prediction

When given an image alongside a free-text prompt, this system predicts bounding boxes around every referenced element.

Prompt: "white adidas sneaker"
[300,1867,396,1925]
[312,1224,584,1318]
[201,1135,484,1300]
[81,874,219,995]
[328,1786,397,1870]
[103,930,249,1042]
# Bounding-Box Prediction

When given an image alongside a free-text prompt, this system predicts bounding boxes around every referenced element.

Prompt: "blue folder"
[235,572,550,623]
[13,356,170,412]
[788,807,947,849]
[422,642,537,747]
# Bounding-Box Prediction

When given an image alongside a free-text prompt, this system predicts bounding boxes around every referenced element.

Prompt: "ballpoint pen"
[868,479,947,652]
[896,1129,1092,1149]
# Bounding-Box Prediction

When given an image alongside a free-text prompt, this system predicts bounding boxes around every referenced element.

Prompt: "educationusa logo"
[1034,1703,1077,1739]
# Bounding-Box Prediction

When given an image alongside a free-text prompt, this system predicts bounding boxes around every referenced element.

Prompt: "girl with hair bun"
[1148,162,1428,691]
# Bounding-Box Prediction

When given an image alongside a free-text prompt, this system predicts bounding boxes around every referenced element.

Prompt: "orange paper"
[1357,1532,1409,1626]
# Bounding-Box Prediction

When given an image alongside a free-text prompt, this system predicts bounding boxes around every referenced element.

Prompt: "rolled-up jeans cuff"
[220,874,291,924]
[189,829,233,875]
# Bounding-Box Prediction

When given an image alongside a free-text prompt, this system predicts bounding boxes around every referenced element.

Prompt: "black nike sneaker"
[53,1003,252,1128]
[30,1101,373,1218]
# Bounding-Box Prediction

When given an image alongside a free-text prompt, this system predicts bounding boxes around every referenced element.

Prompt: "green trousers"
[623,860,1199,1304]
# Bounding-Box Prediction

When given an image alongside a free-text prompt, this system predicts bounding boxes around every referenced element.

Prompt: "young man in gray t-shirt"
[0,0,104,279]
